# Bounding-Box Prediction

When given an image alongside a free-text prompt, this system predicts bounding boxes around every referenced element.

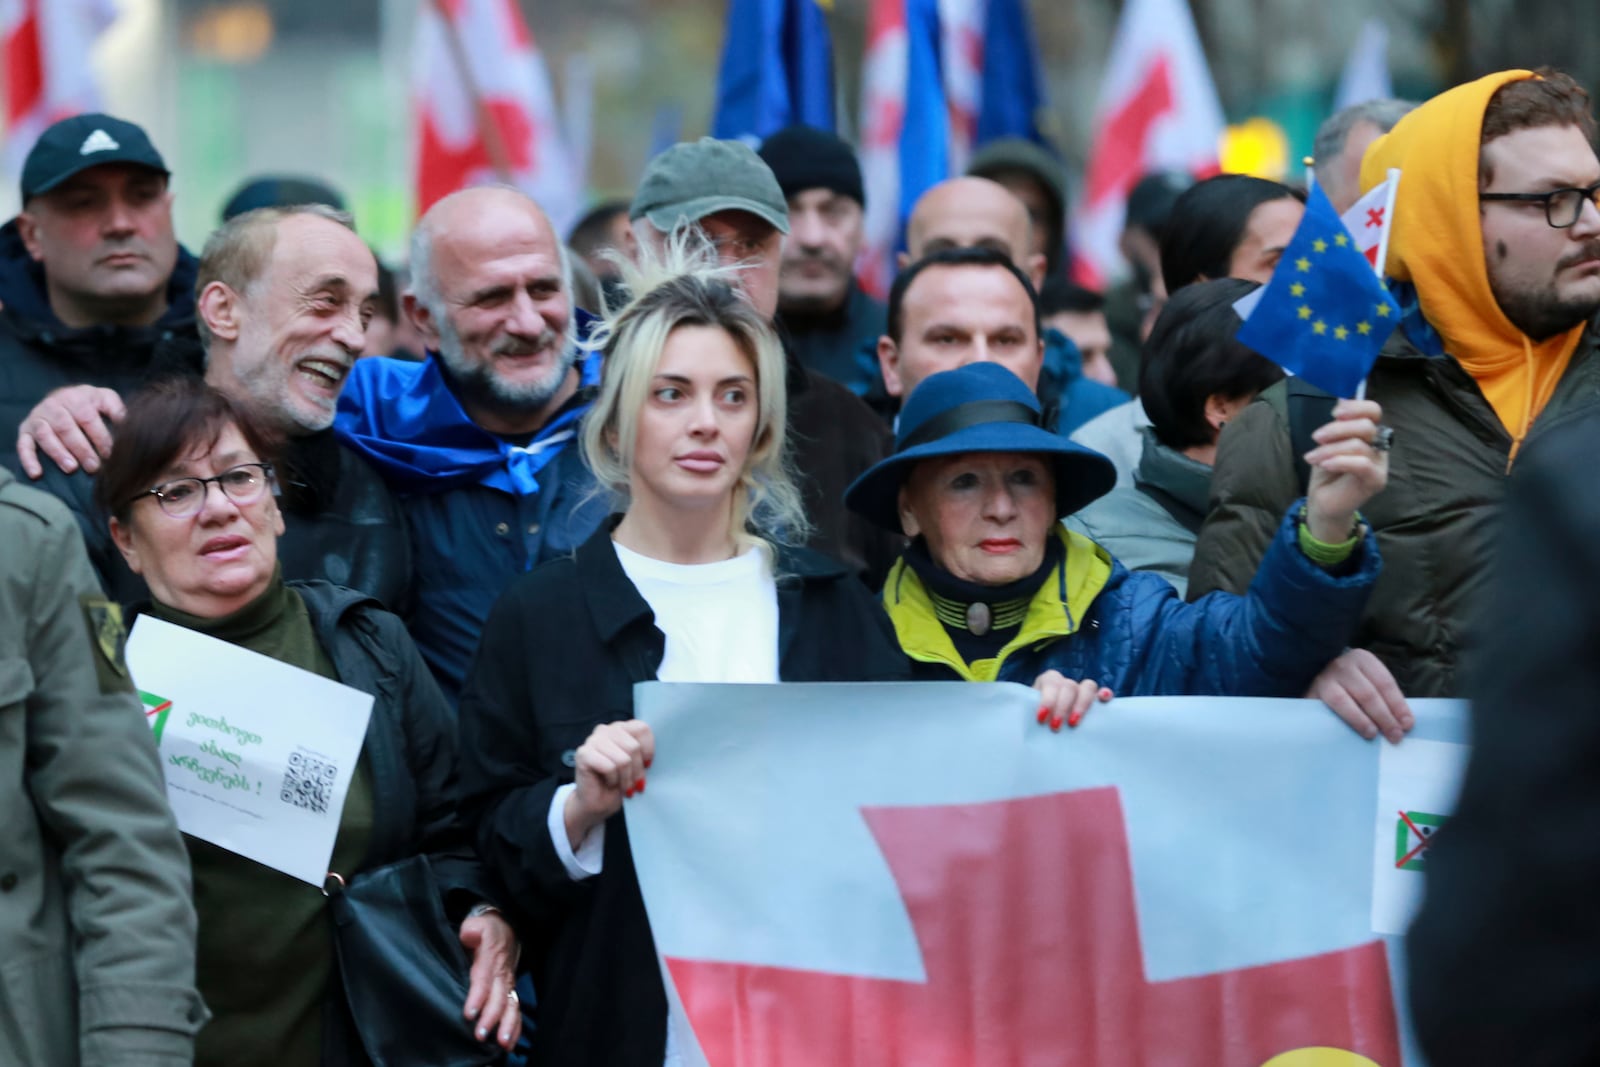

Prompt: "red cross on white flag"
[1,0,119,187]
[1341,172,1400,274]
[411,0,580,231]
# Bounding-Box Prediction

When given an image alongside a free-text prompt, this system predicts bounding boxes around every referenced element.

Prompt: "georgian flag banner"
[629,682,1468,1066]
[411,0,580,230]
[0,0,117,185]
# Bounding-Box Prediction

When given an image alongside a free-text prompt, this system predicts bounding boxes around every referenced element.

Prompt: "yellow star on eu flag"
[1334,233,1349,248]
[1313,320,1328,336]
[1296,257,1311,272]
[1357,321,1372,335]
[1298,305,1313,320]
[1312,238,1328,254]
[1334,325,1350,341]
[1375,303,1391,318]
[1290,282,1306,297]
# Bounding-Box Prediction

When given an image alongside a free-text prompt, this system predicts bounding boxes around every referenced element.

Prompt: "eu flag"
[977,0,1047,145]
[712,0,836,142]
[1236,184,1402,398]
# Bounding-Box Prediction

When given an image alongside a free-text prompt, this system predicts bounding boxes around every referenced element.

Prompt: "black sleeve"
[457,576,596,941]
[1406,417,1600,1067]
[379,608,500,920]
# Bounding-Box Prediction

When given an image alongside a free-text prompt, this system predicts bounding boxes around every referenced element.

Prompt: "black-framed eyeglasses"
[136,462,277,518]
[1480,179,1600,229]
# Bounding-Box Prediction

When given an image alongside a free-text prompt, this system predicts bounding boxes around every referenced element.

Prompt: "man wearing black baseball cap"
[1,112,201,478]
[757,125,884,389]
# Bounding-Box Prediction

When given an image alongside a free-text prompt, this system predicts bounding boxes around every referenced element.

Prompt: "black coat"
[457,522,911,1067]
[0,219,205,450]
[1406,412,1600,1066]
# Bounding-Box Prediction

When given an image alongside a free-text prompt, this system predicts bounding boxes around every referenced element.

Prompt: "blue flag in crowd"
[976,0,1047,145]
[1236,184,1402,398]
[712,0,835,142]
[898,0,950,219]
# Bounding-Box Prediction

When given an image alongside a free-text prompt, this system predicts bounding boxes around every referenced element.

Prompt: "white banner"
[629,683,1469,1067]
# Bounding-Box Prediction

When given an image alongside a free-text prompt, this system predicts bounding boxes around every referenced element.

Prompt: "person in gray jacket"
[1069,280,1282,596]
[0,465,207,1066]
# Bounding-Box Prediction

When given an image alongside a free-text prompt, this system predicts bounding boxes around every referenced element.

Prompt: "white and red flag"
[1,0,118,184]
[629,682,1467,1065]
[1071,0,1224,287]
[1341,168,1401,276]
[411,0,580,229]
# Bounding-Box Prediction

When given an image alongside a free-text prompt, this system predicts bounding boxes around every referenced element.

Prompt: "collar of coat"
[881,525,1114,681]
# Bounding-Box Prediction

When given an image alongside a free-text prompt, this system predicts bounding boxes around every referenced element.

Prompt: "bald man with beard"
[335,186,608,703]
[854,177,1127,431]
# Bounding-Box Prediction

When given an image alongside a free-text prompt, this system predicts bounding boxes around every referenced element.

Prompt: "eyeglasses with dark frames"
[1480,179,1600,229]
[135,462,277,518]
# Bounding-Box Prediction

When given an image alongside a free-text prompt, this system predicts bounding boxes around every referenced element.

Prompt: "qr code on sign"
[280,747,338,814]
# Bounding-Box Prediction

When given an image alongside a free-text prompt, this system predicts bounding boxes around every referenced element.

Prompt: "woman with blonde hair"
[456,245,910,1066]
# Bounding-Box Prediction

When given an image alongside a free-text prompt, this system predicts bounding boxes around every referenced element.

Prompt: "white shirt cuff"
[549,783,604,880]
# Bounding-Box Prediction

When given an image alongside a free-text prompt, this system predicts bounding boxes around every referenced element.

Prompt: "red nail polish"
[1036,706,1049,724]
[644,757,653,769]
[636,777,646,794]
[1067,712,1082,729]
[1050,719,1062,733]
[1098,687,1113,702]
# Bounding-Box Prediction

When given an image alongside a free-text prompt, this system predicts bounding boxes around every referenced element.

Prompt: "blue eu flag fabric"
[977,0,1047,145]
[1236,184,1402,398]
[712,0,835,142]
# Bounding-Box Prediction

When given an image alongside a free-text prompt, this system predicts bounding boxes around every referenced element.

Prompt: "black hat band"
[896,399,1041,452]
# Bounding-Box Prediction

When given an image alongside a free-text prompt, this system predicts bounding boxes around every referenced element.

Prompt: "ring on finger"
[1371,425,1395,453]
[507,989,519,1002]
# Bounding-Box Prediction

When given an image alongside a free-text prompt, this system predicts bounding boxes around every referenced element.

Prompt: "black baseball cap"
[20,113,169,203]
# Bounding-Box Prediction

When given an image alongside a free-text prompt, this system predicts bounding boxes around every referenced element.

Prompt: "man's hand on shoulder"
[17,385,126,478]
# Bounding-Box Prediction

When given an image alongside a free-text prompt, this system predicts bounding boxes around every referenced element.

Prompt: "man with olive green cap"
[630,137,900,586]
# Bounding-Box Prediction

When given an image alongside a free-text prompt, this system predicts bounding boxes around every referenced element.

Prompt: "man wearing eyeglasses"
[1189,68,1600,702]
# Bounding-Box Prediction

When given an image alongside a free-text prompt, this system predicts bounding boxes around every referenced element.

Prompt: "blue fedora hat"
[844,362,1117,532]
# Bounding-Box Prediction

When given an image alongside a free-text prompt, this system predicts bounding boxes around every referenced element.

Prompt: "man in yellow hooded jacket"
[1187,68,1600,700]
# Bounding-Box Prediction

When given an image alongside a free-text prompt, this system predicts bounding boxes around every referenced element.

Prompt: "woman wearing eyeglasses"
[93,376,521,1067]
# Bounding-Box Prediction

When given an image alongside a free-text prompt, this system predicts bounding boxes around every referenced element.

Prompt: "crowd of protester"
[4,64,1600,1067]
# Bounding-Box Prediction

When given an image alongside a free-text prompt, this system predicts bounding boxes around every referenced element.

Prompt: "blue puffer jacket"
[883,504,1378,697]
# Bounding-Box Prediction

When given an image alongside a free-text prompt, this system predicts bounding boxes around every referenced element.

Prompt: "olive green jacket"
[0,467,207,1066]
[1188,322,1600,697]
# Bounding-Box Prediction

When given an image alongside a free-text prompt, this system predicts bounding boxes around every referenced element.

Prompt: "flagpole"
[427,0,516,185]
[1353,168,1401,402]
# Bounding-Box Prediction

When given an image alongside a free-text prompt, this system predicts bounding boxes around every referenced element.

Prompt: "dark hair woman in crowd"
[846,359,1387,728]
[96,377,520,1066]
[1068,279,1285,594]
[456,244,909,1066]
[1160,174,1306,294]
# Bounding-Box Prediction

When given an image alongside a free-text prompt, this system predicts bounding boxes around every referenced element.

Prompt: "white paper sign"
[127,615,374,886]
[1370,737,1470,936]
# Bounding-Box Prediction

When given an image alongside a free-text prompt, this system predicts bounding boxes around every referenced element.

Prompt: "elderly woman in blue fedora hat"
[845,361,1389,728]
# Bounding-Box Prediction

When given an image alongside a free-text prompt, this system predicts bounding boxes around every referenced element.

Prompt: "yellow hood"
[1360,69,1585,454]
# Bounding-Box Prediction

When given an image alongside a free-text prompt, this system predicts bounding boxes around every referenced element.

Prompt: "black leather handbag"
[325,855,503,1067]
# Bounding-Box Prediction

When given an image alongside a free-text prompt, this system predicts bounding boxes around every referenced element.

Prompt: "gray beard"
[434,322,578,418]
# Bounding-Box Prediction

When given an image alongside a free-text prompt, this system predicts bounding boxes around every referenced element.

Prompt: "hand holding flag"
[1236,184,1402,398]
